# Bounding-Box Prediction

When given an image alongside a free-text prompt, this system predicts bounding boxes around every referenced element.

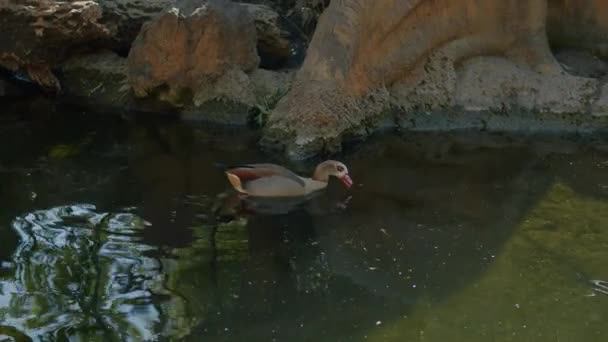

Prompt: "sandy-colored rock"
[456,57,598,114]
[263,0,566,159]
[128,0,259,104]
[389,51,457,112]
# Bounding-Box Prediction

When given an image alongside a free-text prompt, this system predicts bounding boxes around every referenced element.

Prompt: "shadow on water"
[1,101,608,341]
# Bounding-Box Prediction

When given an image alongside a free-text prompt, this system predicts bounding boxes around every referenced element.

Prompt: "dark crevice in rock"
[0,67,43,98]
[554,48,608,79]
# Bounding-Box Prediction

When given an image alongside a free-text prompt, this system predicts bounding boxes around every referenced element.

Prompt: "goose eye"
[336,165,344,172]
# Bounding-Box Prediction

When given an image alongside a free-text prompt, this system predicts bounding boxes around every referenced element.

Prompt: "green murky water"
[1,100,608,341]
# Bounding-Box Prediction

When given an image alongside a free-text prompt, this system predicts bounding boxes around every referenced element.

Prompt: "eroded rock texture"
[126,0,290,123]
[0,0,177,92]
[128,0,259,104]
[262,0,607,159]
[0,0,110,91]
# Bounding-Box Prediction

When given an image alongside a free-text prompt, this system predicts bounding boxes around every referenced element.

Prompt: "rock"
[0,0,295,95]
[262,0,565,158]
[181,69,294,125]
[261,80,387,159]
[554,49,608,79]
[592,83,608,117]
[455,57,598,114]
[250,68,293,100]
[97,0,176,52]
[56,1,296,123]
[60,50,292,118]
[128,0,260,104]
[241,3,292,69]
[390,51,457,112]
[0,0,179,91]
[60,51,131,109]
[126,0,283,124]
[0,0,111,91]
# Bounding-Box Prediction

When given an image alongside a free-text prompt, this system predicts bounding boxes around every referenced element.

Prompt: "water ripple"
[0,204,180,341]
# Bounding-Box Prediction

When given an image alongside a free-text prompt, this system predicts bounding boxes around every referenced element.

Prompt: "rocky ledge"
[0,0,302,125]
[1,0,608,159]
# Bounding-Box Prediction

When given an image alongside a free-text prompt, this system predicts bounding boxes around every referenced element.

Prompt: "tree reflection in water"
[1,204,182,341]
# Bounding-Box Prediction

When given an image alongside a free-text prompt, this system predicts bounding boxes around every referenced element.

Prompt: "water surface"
[1,100,608,341]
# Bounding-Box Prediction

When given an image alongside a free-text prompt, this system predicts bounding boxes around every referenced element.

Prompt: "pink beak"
[340,174,353,188]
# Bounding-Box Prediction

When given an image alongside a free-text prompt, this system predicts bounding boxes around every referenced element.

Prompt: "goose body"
[223,161,353,197]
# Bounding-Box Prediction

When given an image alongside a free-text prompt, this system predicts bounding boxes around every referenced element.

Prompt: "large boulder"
[0,0,111,91]
[261,0,608,159]
[0,0,294,95]
[0,0,179,92]
[128,1,259,96]
[56,0,296,123]
[127,0,261,116]
[58,49,293,121]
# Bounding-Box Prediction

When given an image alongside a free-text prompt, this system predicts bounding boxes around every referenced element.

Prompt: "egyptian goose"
[222,160,353,197]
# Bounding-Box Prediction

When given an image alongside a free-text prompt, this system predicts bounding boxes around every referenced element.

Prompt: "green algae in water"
[369,182,608,342]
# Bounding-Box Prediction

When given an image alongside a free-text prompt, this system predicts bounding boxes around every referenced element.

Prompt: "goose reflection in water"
[213,184,353,218]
